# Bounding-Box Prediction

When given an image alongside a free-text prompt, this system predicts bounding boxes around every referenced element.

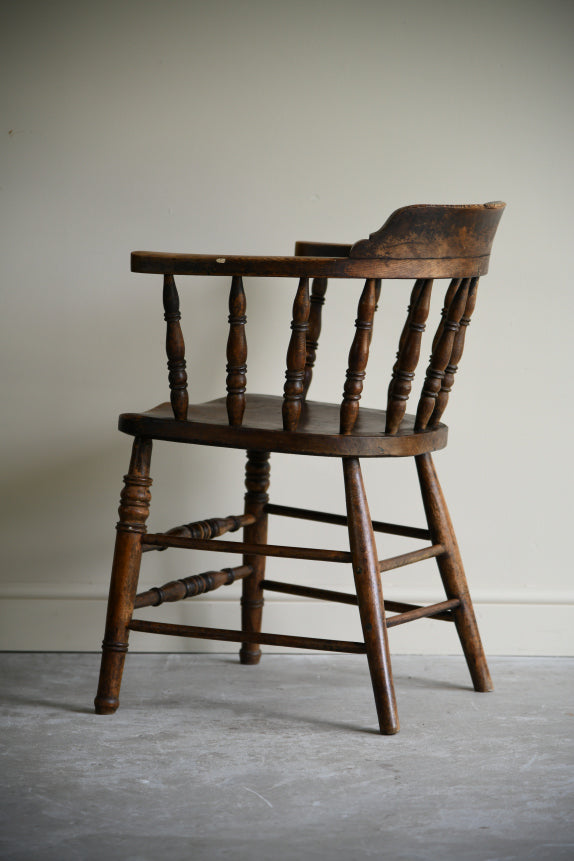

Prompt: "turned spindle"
[163,274,188,421]
[303,278,328,398]
[141,513,256,553]
[431,279,461,354]
[164,513,255,542]
[415,279,471,431]
[240,450,271,665]
[94,437,153,715]
[340,279,378,434]
[226,276,247,426]
[283,278,310,431]
[430,278,479,426]
[134,565,253,609]
[385,279,433,434]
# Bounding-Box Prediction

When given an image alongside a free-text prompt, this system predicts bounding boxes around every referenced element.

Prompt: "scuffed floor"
[0,653,572,860]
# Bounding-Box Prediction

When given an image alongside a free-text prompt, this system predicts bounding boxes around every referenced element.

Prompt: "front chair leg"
[416,452,493,692]
[343,457,399,735]
[95,436,153,714]
[239,450,270,665]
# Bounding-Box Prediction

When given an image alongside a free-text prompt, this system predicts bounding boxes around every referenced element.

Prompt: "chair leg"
[94,437,153,714]
[239,450,270,665]
[415,452,493,692]
[343,457,399,735]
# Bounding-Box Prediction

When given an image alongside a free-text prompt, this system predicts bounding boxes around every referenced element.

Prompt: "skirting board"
[1,590,573,655]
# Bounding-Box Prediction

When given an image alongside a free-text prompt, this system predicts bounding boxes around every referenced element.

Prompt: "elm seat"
[119,396,448,458]
[95,202,505,735]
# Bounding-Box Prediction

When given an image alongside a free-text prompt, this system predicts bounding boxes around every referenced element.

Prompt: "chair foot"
[343,457,400,735]
[416,452,493,693]
[94,437,153,715]
[94,680,123,715]
[95,699,119,715]
[94,641,129,714]
[239,647,262,665]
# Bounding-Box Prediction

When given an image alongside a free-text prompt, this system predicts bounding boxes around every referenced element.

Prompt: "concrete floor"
[0,654,572,861]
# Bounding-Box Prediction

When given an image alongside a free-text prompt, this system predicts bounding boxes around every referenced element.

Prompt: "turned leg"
[95,437,153,714]
[416,452,493,692]
[239,450,270,665]
[343,457,399,734]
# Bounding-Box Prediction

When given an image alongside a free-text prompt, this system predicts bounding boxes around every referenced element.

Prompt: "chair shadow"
[1,694,94,715]
[219,654,474,692]
[1,653,475,731]
[393,672,474,693]
[125,656,465,734]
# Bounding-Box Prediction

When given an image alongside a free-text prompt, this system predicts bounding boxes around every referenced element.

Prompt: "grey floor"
[0,654,573,861]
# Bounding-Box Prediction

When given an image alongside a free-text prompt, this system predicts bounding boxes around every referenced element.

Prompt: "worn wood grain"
[349,202,505,260]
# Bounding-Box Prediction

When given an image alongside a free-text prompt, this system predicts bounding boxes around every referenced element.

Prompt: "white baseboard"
[1,586,572,655]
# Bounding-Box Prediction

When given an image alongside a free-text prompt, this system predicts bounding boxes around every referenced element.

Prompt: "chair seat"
[119,394,448,457]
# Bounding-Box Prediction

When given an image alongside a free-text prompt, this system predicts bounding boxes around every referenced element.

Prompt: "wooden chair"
[95,202,505,734]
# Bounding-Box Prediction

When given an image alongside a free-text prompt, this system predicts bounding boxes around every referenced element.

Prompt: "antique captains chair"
[95,202,505,735]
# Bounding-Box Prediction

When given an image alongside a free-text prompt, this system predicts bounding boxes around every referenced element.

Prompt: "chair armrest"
[131,251,491,280]
[132,251,362,278]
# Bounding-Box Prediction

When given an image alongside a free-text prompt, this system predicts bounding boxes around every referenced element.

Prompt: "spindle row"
[161,273,479,435]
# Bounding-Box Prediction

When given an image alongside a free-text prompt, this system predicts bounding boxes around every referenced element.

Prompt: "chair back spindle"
[415,278,471,431]
[226,276,248,426]
[143,203,506,436]
[283,277,311,431]
[385,278,433,434]
[430,277,478,427]
[340,279,378,434]
[302,277,328,398]
[163,274,188,421]
[431,278,461,353]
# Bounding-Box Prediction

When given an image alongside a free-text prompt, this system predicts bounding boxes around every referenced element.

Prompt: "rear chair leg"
[343,457,399,735]
[239,450,270,665]
[95,437,153,714]
[416,452,493,692]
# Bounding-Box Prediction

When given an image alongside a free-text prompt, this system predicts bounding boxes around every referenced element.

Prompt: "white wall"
[1,0,572,655]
